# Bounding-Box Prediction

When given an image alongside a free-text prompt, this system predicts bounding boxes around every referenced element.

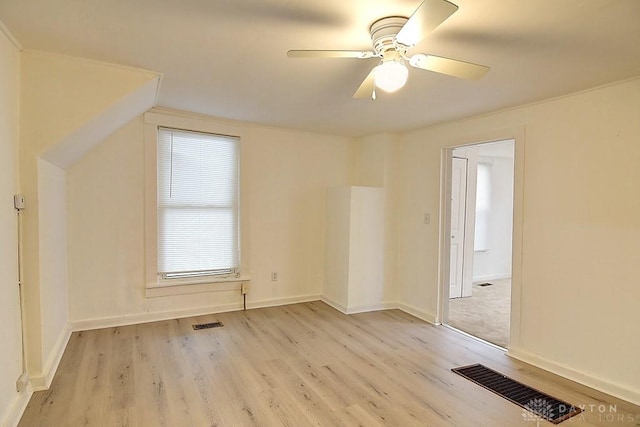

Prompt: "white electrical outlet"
[271,272,278,281]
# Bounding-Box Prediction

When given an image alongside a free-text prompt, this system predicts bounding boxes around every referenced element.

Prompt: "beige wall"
[472,149,514,281]
[323,186,385,312]
[0,25,25,427]
[244,125,352,301]
[18,50,160,390]
[36,159,69,375]
[67,113,352,324]
[397,77,640,403]
[67,117,147,322]
[323,187,352,308]
[353,134,401,308]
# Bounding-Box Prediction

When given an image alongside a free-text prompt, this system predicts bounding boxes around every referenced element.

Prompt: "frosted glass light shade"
[374,60,408,93]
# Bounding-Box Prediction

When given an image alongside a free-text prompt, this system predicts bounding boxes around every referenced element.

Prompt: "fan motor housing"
[370,16,408,54]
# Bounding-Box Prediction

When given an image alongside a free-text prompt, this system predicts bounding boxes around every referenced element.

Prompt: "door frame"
[437,128,525,351]
[451,149,481,299]
[449,156,471,299]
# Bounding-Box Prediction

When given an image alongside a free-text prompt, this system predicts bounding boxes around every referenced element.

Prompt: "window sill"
[146,275,251,298]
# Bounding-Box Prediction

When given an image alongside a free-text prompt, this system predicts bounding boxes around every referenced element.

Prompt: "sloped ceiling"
[19,51,160,168]
[1,0,639,136]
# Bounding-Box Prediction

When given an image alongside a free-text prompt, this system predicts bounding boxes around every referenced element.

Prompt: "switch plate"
[271,272,278,281]
[14,194,25,210]
[424,213,431,224]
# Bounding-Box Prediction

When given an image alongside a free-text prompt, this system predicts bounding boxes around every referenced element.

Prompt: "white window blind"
[157,128,239,278]
[474,162,491,252]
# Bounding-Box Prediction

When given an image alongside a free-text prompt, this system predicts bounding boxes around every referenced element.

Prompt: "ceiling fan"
[287,0,490,99]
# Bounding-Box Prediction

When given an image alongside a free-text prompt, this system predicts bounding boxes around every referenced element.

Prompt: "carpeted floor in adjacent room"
[447,278,511,348]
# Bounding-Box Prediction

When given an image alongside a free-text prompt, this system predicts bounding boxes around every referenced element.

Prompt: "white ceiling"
[1,0,639,137]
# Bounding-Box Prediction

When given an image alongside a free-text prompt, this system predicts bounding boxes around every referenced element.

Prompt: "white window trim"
[144,109,250,297]
[474,161,492,253]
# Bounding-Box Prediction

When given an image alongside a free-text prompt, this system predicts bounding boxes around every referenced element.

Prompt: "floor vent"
[477,282,492,287]
[192,321,224,330]
[452,364,582,424]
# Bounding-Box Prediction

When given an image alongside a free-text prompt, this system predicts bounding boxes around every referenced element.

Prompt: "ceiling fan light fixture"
[287,0,490,99]
[374,59,408,93]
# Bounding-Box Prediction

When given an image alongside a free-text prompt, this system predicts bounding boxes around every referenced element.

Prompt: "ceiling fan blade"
[409,54,490,80]
[396,0,458,47]
[287,50,377,59]
[353,68,376,99]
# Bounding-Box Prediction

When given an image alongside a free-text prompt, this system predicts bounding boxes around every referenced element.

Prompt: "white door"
[449,157,468,299]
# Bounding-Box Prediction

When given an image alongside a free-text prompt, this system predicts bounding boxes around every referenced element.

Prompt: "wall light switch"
[14,194,25,210]
[424,213,431,224]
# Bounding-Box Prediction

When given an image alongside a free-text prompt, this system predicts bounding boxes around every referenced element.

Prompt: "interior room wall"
[323,187,352,308]
[0,24,27,427]
[352,134,401,309]
[323,186,385,312]
[346,187,385,309]
[35,159,69,385]
[395,131,443,322]
[18,50,160,390]
[243,124,352,303]
[397,77,640,404]
[67,112,352,325]
[473,145,514,282]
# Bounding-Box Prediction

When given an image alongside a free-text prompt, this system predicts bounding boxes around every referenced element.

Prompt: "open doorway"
[444,139,515,348]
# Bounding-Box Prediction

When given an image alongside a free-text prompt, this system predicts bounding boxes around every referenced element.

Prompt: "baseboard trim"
[320,296,347,313]
[30,322,72,391]
[321,298,439,324]
[345,302,396,314]
[247,294,321,310]
[472,273,511,282]
[508,347,640,406]
[0,385,33,427]
[70,296,436,334]
[396,302,438,325]
[319,297,396,315]
[442,323,506,351]
[71,294,323,332]
[71,303,243,332]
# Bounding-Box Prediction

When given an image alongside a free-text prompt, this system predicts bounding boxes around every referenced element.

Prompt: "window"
[474,162,491,252]
[157,128,239,281]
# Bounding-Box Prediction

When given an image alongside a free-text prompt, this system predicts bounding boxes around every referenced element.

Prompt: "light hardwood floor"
[20,301,640,426]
